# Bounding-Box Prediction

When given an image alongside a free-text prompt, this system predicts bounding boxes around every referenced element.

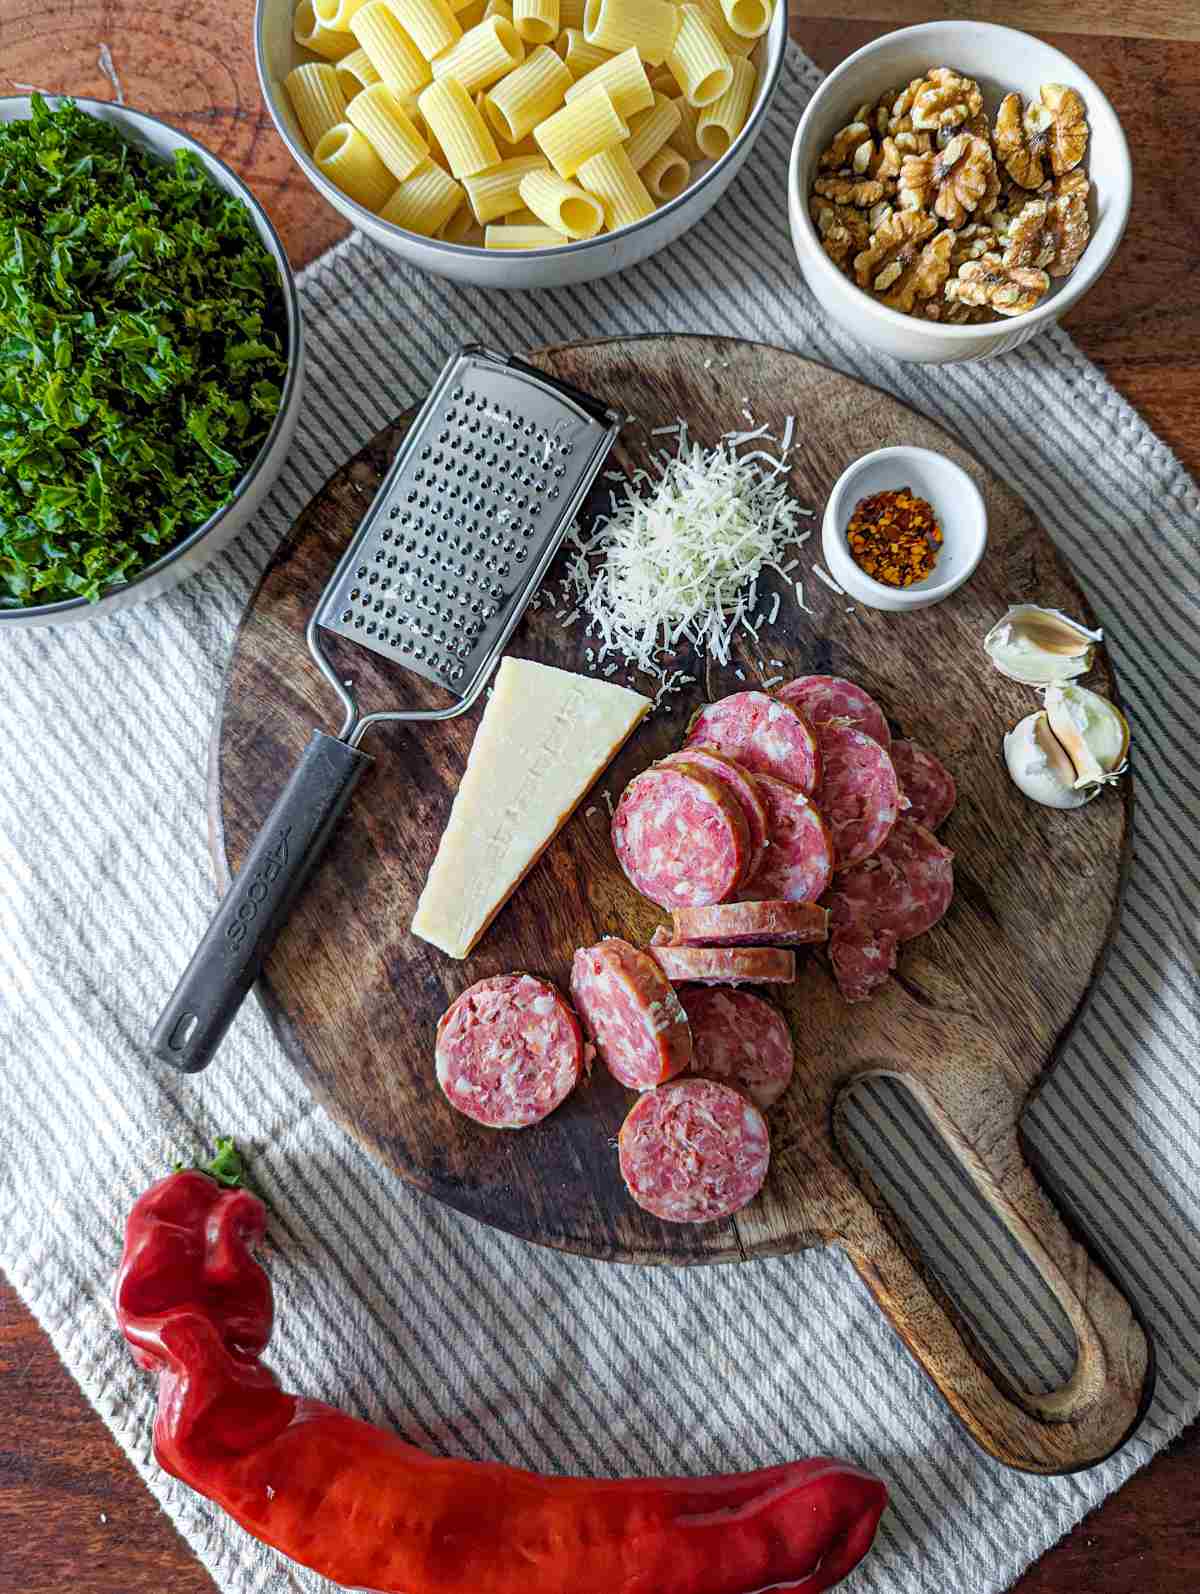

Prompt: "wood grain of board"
[798,0,1200,42]
[2,3,1197,1590]
[214,335,1150,1474]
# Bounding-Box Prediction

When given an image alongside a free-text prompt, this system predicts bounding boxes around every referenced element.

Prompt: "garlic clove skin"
[1004,711,1095,809]
[1043,683,1130,789]
[983,604,1103,686]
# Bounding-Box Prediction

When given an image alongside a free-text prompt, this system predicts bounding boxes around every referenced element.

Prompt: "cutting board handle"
[835,1066,1153,1473]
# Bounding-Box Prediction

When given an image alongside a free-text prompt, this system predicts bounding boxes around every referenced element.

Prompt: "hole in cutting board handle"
[837,1075,1078,1402]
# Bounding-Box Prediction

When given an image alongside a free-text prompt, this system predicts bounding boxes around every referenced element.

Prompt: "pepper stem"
[175,1137,248,1189]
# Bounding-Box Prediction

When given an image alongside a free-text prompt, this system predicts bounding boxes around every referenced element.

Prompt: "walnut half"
[994,84,1089,190]
[899,133,996,229]
[946,254,1051,317]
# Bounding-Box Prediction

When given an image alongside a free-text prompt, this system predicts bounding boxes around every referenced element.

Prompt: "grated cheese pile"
[562,435,810,684]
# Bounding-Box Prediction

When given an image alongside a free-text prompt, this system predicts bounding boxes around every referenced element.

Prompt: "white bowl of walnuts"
[787,22,1132,364]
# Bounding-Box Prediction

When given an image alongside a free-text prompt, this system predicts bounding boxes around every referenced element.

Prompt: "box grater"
[152,345,621,1074]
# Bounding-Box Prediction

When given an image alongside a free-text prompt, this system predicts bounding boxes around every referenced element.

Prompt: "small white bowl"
[0,95,305,629]
[255,0,787,289]
[788,22,1132,364]
[822,446,987,612]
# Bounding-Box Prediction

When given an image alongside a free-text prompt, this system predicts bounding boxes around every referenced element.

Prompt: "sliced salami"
[890,739,957,830]
[618,1078,770,1223]
[828,816,955,943]
[570,939,692,1090]
[685,691,820,794]
[657,745,770,884]
[612,763,750,911]
[777,675,891,749]
[739,773,834,904]
[679,987,795,1108]
[813,723,901,871]
[648,944,796,986]
[435,974,584,1129]
[829,927,899,1004]
[671,899,829,947]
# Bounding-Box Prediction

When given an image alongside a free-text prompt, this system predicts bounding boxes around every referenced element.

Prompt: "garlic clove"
[1004,711,1094,809]
[983,604,1102,686]
[1043,683,1130,789]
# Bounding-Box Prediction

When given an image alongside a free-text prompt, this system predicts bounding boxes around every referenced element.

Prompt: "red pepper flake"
[845,486,943,588]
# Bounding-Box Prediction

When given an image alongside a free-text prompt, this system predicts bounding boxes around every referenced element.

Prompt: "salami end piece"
[828,816,955,944]
[436,974,583,1129]
[571,939,692,1090]
[671,899,829,947]
[612,763,750,911]
[890,739,957,830]
[619,1078,770,1223]
[649,944,796,986]
[829,927,899,1003]
[777,675,892,750]
[814,723,901,871]
[657,745,770,884]
[685,691,820,795]
[740,773,834,904]
[680,987,795,1108]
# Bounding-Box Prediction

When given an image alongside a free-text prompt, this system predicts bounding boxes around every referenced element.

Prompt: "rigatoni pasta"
[641,142,689,200]
[518,167,604,236]
[576,141,652,227]
[378,159,465,232]
[582,0,678,66]
[563,44,653,118]
[484,44,572,143]
[622,89,680,168]
[283,0,774,246]
[313,123,395,210]
[347,82,429,178]
[433,16,525,93]
[294,0,359,61]
[534,82,627,176]
[350,2,432,98]
[335,47,382,101]
[696,54,755,158]
[418,75,501,174]
[285,62,349,149]
[462,152,549,221]
[666,5,733,107]
[513,0,559,45]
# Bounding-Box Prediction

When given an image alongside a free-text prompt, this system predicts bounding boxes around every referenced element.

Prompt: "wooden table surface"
[1,2,1197,1591]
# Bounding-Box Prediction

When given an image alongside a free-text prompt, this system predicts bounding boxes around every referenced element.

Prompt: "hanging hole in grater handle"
[149,346,621,1075]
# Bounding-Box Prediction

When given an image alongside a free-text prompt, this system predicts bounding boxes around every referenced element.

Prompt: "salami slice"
[828,816,955,943]
[685,691,820,794]
[813,723,901,871]
[648,944,796,985]
[612,763,750,911]
[570,938,692,1090]
[435,974,584,1128]
[618,1078,770,1223]
[739,773,834,904]
[829,927,899,1004]
[657,745,770,884]
[890,739,957,830]
[777,675,891,749]
[671,899,829,947]
[679,987,795,1108]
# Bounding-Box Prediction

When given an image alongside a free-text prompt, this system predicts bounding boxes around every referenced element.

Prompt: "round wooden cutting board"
[214,336,1151,1473]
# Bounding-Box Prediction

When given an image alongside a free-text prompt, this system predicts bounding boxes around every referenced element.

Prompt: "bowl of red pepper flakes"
[822,445,988,612]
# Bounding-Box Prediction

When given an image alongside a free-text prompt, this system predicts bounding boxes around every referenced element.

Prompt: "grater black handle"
[150,731,372,1074]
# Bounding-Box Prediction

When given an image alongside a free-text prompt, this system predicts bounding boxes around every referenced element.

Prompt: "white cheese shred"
[813,565,847,596]
[563,434,810,678]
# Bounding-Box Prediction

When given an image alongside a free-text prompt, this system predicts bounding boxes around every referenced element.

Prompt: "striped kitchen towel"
[1,41,1197,1594]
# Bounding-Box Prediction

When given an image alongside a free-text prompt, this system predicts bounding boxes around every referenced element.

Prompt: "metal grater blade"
[314,346,620,708]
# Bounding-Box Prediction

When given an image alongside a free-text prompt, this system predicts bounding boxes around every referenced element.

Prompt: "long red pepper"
[115,1148,888,1594]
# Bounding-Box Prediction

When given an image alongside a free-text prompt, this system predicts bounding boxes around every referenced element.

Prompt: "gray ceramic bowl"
[0,96,305,629]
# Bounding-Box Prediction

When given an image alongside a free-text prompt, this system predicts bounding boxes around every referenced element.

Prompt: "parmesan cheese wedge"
[412,658,651,959]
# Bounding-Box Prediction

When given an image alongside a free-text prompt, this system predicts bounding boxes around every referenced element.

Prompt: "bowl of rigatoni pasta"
[255,0,787,286]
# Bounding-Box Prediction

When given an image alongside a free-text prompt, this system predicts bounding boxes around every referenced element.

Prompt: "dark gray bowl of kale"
[0,94,304,626]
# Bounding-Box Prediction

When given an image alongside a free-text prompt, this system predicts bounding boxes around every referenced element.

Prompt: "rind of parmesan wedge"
[412,658,651,958]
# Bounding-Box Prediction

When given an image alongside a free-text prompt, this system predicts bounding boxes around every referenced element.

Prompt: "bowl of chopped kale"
[0,94,303,625]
